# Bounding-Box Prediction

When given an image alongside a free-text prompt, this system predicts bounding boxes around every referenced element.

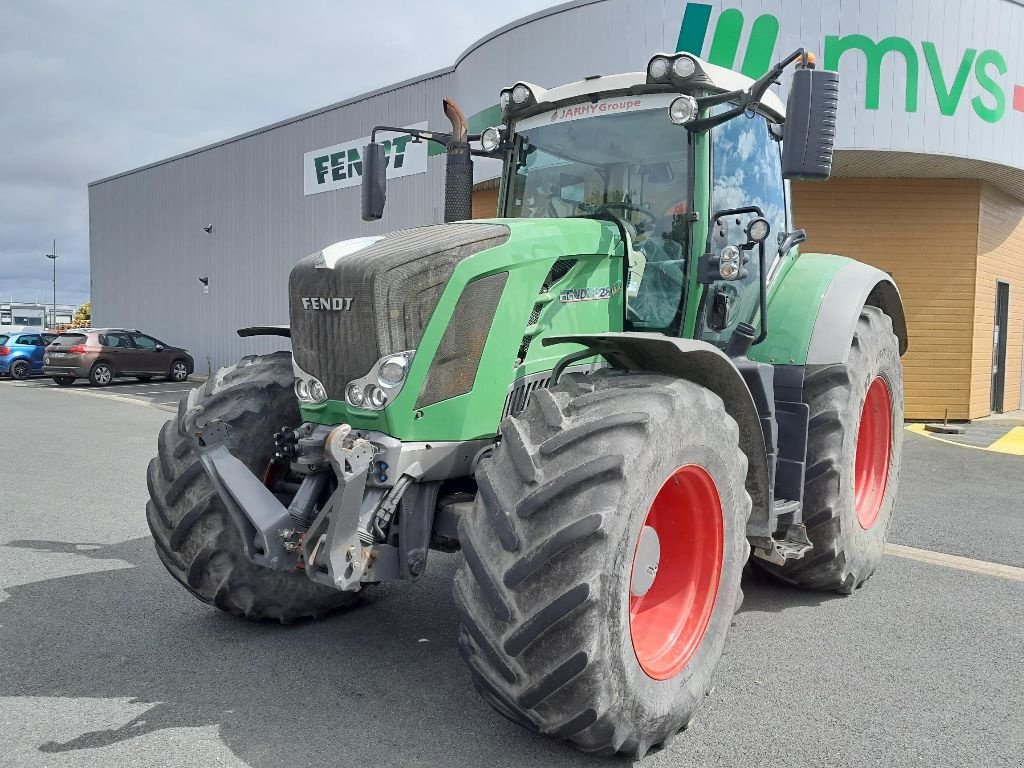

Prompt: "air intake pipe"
[443,98,473,223]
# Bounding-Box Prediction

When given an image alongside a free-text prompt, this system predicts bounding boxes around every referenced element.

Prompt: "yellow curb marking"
[987,426,1024,456]
[885,543,1024,582]
[905,423,1024,456]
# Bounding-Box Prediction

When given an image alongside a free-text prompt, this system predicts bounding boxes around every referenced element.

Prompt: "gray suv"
[44,328,194,386]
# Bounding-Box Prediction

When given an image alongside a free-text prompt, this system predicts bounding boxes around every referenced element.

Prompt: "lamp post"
[44,240,57,328]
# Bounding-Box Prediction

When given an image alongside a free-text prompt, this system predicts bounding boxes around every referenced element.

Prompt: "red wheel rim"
[629,464,724,681]
[854,376,893,530]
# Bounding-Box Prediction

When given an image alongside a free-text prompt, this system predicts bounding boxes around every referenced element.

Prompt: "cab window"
[701,111,786,348]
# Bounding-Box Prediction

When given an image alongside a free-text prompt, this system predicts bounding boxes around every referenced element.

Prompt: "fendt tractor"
[147,48,907,756]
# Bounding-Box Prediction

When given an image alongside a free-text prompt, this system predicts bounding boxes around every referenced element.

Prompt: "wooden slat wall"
[472,187,499,219]
[974,184,1024,415]
[792,178,982,421]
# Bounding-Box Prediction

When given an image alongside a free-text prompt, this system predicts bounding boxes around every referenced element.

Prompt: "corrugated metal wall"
[90,73,451,373]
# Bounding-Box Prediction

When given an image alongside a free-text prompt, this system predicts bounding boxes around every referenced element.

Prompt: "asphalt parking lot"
[5,375,200,411]
[0,381,1021,768]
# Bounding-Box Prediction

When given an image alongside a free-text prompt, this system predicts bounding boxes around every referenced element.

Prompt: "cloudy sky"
[0,0,559,310]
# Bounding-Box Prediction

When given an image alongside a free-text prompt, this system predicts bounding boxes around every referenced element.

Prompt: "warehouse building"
[89,0,1024,419]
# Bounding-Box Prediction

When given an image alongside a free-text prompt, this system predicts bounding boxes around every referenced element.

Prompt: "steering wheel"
[585,201,659,232]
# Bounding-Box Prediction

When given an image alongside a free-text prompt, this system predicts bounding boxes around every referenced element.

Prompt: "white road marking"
[886,543,1024,582]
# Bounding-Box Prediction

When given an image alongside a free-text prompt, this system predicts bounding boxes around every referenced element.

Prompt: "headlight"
[308,379,327,403]
[480,126,503,153]
[345,349,414,411]
[672,55,696,79]
[648,56,670,80]
[365,385,388,409]
[378,354,409,386]
[511,83,531,105]
[346,382,365,407]
[295,374,327,404]
[747,217,770,243]
[668,95,699,125]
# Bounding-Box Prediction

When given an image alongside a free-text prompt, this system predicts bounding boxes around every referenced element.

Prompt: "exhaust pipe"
[443,98,473,223]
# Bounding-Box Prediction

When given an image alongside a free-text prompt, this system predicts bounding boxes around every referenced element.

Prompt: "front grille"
[289,223,509,400]
[415,272,508,409]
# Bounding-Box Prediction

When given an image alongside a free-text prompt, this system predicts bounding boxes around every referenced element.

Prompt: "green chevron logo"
[676,2,1018,123]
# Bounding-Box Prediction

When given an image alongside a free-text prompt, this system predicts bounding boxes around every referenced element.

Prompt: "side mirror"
[155,344,165,351]
[361,141,387,221]
[782,67,839,180]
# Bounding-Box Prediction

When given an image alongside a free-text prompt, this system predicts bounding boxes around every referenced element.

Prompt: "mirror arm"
[689,48,809,133]
[369,125,453,149]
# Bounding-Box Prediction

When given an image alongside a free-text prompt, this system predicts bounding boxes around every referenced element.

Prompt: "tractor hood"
[289,223,510,401]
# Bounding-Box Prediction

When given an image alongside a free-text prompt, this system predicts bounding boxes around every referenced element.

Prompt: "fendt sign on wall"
[303,122,428,196]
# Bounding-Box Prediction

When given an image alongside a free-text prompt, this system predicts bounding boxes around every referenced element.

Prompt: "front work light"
[480,126,503,153]
[671,55,696,79]
[747,217,771,243]
[648,56,671,80]
[719,245,741,280]
[669,95,699,125]
[646,52,706,86]
[511,84,531,105]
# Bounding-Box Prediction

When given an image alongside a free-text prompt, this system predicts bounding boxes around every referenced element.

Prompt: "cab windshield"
[503,97,693,331]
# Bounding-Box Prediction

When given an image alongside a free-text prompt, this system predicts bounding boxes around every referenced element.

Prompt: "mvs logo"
[677,2,1022,123]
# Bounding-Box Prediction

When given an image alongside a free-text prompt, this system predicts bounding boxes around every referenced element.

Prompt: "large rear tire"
[146,351,355,622]
[757,305,903,593]
[454,370,751,757]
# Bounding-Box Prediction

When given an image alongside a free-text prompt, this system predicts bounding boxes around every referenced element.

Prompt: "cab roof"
[517,55,786,123]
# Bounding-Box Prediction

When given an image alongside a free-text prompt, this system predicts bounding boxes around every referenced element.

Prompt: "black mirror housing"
[361,142,387,221]
[782,67,839,180]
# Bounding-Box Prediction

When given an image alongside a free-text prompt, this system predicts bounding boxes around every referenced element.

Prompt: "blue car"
[0,330,57,380]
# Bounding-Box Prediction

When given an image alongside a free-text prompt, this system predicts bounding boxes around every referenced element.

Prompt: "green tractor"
[147,49,906,756]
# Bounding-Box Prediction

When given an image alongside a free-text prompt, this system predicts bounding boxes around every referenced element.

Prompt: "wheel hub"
[628,464,724,681]
[854,376,893,530]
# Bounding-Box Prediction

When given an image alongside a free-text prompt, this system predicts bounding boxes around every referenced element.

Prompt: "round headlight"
[499,90,511,111]
[720,245,741,263]
[648,56,670,80]
[378,355,409,386]
[480,126,502,153]
[511,84,531,105]
[720,262,740,280]
[365,384,388,409]
[346,382,365,407]
[308,379,327,403]
[672,55,696,79]
[294,378,310,401]
[747,217,770,243]
[668,95,699,126]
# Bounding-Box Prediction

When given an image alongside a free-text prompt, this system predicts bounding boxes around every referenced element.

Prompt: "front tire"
[455,371,751,757]
[146,351,355,622]
[757,305,903,593]
[169,359,189,382]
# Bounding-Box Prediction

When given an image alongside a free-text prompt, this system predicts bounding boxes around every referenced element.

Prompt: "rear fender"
[751,254,908,366]
[544,333,771,541]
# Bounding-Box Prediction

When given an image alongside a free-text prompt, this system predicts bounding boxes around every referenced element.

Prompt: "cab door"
[698,110,787,348]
